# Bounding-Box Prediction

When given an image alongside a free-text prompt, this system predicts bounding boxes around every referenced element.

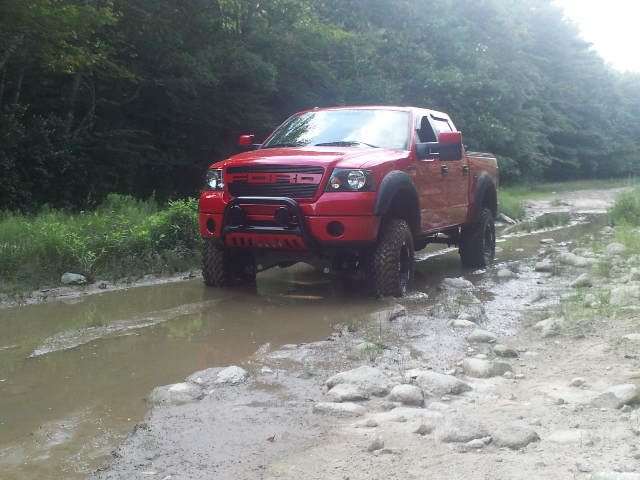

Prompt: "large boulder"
[462,358,512,378]
[61,273,87,285]
[491,426,539,449]
[467,329,497,344]
[187,367,224,389]
[215,366,249,384]
[325,384,370,403]
[435,414,488,443]
[611,286,640,306]
[409,370,472,396]
[493,345,518,358]
[325,366,393,396]
[388,384,424,406]
[146,383,204,405]
[605,243,627,255]
[591,384,640,409]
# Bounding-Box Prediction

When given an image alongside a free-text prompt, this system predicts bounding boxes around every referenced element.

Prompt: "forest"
[1,0,640,212]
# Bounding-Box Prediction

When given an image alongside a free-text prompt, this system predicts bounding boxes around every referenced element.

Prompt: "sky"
[552,0,640,73]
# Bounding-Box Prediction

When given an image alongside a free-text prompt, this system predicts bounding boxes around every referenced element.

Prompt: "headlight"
[325,169,374,192]
[205,168,224,191]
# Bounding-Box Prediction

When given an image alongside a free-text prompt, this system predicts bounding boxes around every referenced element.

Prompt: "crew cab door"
[430,115,469,226]
[414,115,448,233]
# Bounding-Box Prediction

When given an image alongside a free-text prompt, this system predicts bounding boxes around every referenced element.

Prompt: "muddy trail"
[0,186,637,479]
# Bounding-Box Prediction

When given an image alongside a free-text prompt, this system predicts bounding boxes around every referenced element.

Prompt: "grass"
[607,187,640,254]
[497,191,526,220]
[501,177,639,201]
[0,194,201,297]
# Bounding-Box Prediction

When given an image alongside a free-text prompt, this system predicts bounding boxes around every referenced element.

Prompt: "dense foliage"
[1,0,639,211]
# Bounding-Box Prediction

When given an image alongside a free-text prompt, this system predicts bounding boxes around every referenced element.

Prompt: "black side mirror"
[416,131,463,161]
[239,135,261,151]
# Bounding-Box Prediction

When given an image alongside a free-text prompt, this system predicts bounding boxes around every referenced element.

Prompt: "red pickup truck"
[198,106,498,297]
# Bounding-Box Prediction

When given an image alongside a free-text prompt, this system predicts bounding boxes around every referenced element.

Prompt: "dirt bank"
[89,187,640,480]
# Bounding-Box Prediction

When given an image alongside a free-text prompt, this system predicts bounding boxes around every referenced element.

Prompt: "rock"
[600,226,616,235]
[261,366,273,374]
[414,423,436,435]
[540,238,556,245]
[312,402,366,417]
[621,405,633,413]
[457,313,477,323]
[535,260,553,272]
[533,318,563,338]
[367,437,384,451]
[435,413,489,443]
[572,377,586,387]
[428,402,449,411]
[547,429,589,445]
[514,374,525,380]
[497,269,515,278]
[442,277,473,289]
[559,252,598,268]
[503,371,513,379]
[409,370,472,396]
[364,419,378,427]
[589,474,640,480]
[628,269,640,282]
[493,344,518,358]
[628,255,640,265]
[186,368,223,389]
[387,304,407,321]
[146,383,204,405]
[623,334,640,341]
[555,398,565,405]
[467,329,497,344]
[572,274,594,288]
[584,294,598,307]
[462,358,512,378]
[326,384,371,403]
[394,416,406,423]
[492,426,540,449]
[61,273,87,285]
[466,439,485,449]
[611,286,640,306]
[452,320,476,328]
[325,366,393,396]
[529,419,542,427]
[388,384,424,406]
[215,366,249,384]
[592,384,640,409]
[605,243,628,255]
[498,213,516,225]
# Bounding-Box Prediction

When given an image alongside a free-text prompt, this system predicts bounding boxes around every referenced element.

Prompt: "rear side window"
[431,115,453,133]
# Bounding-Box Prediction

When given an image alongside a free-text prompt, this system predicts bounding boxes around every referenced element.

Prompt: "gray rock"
[387,304,407,321]
[623,334,640,341]
[368,437,384,451]
[409,370,472,396]
[498,213,516,225]
[559,252,598,268]
[611,286,640,306]
[388,384,424,406]
[572,274,594,288]
[312,402,366,417]
[457,313,478,323]
[493,344,518,358]
[146,382,204,405]
[364,419,378,427]
[428,402,449,411]
[215,366,249,384]
[605,243,628,255]
[492,426,540,449]
[466,439,485,449]
[467,329,497,344]
[628,269,640,282]
[452,320,476,329]
[533,318,563,338]
[592,384,640,409]
[535,260,553,272]
[540,238,556,245]
[497,269,515,278]
[462,358,512,378]
[325,384,370,403]
[547,429,589,445]
[584,294,598,307]
[414,423,437,435]
[435,413,489,443]
[61,273,87,285]
[589,474,640,480]
[443,277,473,289]
[186,367,224,389]
[600,226,616,235]
[394,416,406,423]
[572,377,586,387]
[325,366,393,396]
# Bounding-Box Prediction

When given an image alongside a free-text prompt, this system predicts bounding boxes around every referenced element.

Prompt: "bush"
[608,187,640,227]
[498,191,526,220]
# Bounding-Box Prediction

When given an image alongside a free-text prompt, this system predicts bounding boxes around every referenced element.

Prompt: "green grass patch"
[501,177,639,201]
[497,191,526,220]
[0,195,201,296]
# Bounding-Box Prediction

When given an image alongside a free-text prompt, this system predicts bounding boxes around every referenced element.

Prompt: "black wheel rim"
[483,222,495,264]
[399,241,410,294]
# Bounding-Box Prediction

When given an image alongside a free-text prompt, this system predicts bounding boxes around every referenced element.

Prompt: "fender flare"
[373,170,421,235]
[469,172,498,225]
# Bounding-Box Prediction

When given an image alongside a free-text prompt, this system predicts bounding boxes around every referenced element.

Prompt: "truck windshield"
[262,109,411,150]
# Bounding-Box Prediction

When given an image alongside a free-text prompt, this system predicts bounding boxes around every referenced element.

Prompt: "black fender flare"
[373,170,421,235]
[469,173,498,226]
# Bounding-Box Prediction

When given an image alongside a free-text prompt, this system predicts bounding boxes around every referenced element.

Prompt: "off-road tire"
[459,207,496,268]
[368,218,414,298]
[202,242,256,287]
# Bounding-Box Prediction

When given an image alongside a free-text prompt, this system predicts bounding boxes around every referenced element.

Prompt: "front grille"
[226,165,324,199]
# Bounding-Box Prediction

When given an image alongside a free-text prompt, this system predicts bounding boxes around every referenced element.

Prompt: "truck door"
[414,115,448,233]
[431,115,469,226]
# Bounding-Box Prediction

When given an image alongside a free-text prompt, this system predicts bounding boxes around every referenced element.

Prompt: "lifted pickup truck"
[198,106,498,297]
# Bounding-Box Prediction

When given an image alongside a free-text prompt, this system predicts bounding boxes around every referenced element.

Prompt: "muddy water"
[0,217,602,479]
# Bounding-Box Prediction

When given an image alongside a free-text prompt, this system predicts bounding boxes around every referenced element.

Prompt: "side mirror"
[416,131,463,161]
[239,135,260,151]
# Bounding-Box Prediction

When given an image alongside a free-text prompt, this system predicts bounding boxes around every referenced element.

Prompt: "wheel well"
[385,189,421,236]
[482,186,498,219]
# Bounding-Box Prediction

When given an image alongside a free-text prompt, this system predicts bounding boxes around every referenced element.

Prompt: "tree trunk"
[65,70,83,136]
[0,70,5,108]
[0,32,26,71]
[11,66,25,106]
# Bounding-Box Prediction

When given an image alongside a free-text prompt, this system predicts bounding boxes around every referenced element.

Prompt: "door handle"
[405,165,416,172]
[441,165,448,177]
[462,165,468,176]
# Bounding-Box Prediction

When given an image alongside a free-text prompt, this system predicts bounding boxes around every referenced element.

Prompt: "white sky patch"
[552,0,640,73]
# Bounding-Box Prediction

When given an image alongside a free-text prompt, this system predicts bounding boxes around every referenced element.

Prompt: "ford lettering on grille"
[225,165,325,198]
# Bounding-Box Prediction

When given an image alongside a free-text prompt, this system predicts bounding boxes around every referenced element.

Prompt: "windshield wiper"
[262,142,299,149]
[314,141,378,148]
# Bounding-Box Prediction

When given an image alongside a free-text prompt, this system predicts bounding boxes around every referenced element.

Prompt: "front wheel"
[368,218,414,297]
[459,208,496,268]
[202,242,256,287]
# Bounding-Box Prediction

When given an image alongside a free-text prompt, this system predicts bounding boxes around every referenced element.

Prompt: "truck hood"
[215,146,410,170]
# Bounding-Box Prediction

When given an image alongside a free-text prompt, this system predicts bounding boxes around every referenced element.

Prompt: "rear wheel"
[459,208,495,268]
[368,218,414,297]
[202,242,256,287]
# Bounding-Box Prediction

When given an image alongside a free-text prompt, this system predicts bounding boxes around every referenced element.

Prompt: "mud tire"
[368,218,414,298]
[202,242,256,287]
[459,208,496,268]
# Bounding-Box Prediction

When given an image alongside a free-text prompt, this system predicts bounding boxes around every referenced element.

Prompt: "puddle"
[0,214,605,479]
